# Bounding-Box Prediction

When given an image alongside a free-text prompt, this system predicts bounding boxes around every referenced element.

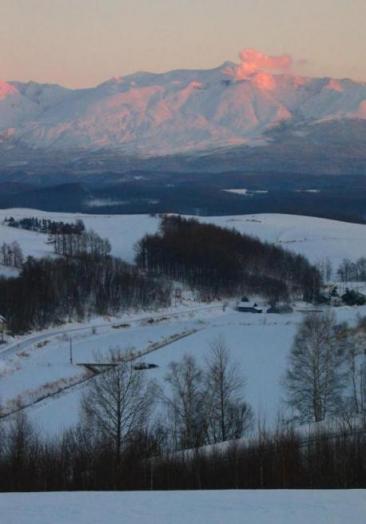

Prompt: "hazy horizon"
[1,0,366,88]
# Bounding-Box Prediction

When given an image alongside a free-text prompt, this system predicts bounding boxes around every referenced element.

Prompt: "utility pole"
[0,316,6,344]
[69,336,73,365]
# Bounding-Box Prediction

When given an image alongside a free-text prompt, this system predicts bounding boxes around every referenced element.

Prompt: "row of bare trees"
[337,257,366,282]
[0,337,256,490]
[163,339,253,450]
[1,325,366,490]
[82,314,366,463]
[0,241,23,269]
[285,312,366,423]
[52,229,111,258]
[81,338,253,462]
[0,403,365,491]
[4,216,85,235]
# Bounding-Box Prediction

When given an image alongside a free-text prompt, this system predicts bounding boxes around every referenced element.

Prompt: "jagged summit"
[1,53,366,156]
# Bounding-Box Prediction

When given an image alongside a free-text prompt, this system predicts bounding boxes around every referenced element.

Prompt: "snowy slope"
[2,209,366,270]
[1,490,365,524]
[0,80,70,131]
[199,214,366,269]
[0,312,208,413]
[0,220,55,276]
[0,223,54,259]
[19,302,366,435]
[1,62,366,155]
[2,210,366,432]
[0,210,160,270]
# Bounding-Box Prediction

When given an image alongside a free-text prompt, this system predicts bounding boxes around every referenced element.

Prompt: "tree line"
[72,337,253,460]
[1,321,366,491]
[337,257,366,282]
[4,215,111,259]
[136,216,321,302]
[4,216,85,235]
[286,312,366,422]
[0,338,255,491]
[77,313,366,454]
[82,314,366,450]
[0,254,171,333]
[1,414,365,492]
[52,229,112,258]
[0,387,365,491]
[0,241,23,269]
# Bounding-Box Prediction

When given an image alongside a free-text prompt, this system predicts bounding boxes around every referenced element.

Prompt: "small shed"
[237,300,262,313]
[267,304,293,314]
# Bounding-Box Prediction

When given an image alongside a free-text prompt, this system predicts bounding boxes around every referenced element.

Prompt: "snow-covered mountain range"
[1,61,366,156]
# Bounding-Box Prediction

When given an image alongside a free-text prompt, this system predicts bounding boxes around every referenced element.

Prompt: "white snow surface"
[2,209,366,269]
[2,210,366,433]
[2,303,365,435]
[223,188,249,195]
[0,490,365,524]
[1,65,366,155]
[199,214,366,269]
[0,264,19,278]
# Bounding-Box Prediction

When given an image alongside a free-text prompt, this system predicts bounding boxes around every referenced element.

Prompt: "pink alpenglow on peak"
[357,100,366,117]
[0,80,18,100]
[234,48,293,80]
[252,72,276,90]
[325,79,344,92]
[0,52,366,156]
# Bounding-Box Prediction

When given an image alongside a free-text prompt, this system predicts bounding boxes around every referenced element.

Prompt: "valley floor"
[1,300,365,435]
[2,209,366,433]
[0,490,365,524]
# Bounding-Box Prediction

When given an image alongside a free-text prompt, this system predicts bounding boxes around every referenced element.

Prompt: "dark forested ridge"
[0,216,321,333]
[0,255,170,333]
[136,216,321,302]
[4,216,86,235]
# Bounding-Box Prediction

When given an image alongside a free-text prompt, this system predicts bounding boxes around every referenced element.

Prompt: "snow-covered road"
[0,303,223,360]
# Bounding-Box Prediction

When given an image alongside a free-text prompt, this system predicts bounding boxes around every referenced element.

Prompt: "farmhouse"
[236,298,262,313]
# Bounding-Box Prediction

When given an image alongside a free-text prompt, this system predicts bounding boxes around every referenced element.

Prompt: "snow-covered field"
[2,209,366,433]
[2,209,366,270]
[200,214,366,269]
[2,302,365,435]
[0,264,19,278]
[0,209,160,271]
[0,490,365,524]
[0,303,224,430]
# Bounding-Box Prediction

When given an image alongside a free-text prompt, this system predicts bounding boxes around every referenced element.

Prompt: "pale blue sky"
[1,0,365,87]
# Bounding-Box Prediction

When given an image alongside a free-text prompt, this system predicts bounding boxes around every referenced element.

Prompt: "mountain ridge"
[1,62,366,157]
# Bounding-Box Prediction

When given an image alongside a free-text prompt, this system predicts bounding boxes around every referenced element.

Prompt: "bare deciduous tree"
[81,352,156,461]
[205,335,253,442]
[343,318,366,415]
[163,342,253,450]
[285,312,347,423]
[164,354,208,449]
